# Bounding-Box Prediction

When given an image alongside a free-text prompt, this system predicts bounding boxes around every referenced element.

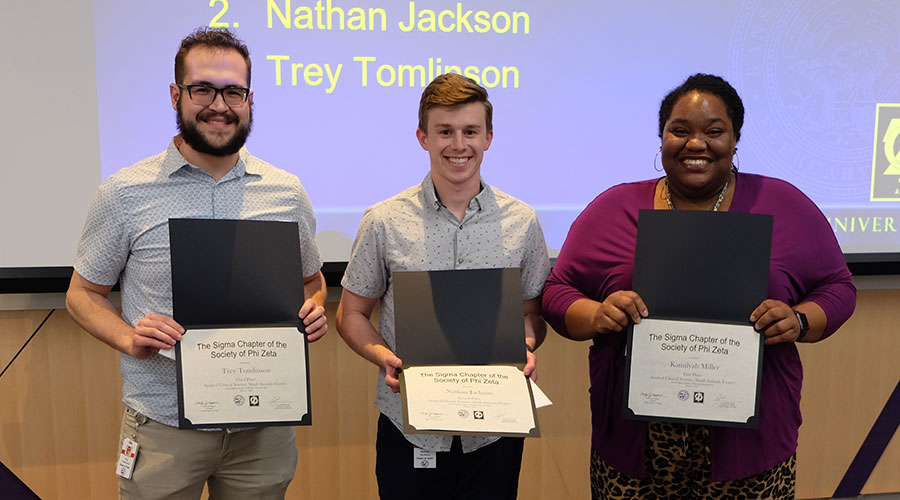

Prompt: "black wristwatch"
[794,310,809,341]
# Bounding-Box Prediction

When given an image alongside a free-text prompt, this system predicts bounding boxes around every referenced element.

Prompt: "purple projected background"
[93,0,900,259]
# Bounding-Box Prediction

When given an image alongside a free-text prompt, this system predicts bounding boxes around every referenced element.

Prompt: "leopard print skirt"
[591,421,795,499]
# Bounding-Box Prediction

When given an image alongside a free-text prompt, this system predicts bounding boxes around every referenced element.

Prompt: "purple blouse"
[542,173,856,481]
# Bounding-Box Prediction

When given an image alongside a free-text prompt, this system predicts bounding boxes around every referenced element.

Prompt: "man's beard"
[176,99,253,157]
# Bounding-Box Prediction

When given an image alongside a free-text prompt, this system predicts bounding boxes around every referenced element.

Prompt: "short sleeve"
[341,207,389,299]
[73,179,129,286]
[521,212,551,300]
[294,182,323,278]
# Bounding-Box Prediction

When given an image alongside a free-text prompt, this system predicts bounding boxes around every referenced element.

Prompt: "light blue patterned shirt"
[74,138,322,427]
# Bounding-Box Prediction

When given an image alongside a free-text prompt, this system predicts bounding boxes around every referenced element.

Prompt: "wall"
[1,289,898,499]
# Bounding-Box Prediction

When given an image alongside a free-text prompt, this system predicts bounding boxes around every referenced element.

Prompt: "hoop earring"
[653,148,663,172]
[732,150,740,172]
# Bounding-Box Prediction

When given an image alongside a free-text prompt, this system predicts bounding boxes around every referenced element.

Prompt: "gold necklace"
[664,178,728,211]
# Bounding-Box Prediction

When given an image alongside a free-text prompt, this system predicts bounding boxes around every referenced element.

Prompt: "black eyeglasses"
[176,84,250,107]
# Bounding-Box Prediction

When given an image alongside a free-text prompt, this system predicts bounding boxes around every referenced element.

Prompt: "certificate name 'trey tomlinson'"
[177,326,310,429]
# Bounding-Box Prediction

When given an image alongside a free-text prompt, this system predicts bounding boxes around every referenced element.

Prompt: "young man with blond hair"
[337,73,550,499]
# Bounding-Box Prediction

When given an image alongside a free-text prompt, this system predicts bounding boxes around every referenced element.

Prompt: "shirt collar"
[161,136,256,179]
[420,172,494,212]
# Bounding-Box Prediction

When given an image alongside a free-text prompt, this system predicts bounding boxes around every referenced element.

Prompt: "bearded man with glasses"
[66,27,326,500]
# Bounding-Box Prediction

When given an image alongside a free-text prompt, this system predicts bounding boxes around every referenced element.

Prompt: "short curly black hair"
[658,73,744,142]
[174,27,251,86]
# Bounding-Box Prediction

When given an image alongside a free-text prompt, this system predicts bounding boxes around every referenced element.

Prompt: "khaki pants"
[117,407,298,500]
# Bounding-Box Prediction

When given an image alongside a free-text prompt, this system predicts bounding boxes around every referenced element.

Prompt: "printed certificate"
[176,326,310,429]
[400,365,538,437]
[624,318,762,427]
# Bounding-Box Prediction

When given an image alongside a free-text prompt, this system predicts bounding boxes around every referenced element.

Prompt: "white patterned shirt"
[73,138,322,427]
[341,173,550,453]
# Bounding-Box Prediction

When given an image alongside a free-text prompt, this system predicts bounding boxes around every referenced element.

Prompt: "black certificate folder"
[393,268,525,366]
[169,218,304,328]
[632,210,773,322]
[169,218,311,430]
[624,210,773,429]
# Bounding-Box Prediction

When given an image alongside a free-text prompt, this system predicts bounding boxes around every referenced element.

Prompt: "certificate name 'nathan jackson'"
[402,365,536,436]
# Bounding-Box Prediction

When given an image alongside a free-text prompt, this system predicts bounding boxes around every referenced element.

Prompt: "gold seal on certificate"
[400,365,537,437]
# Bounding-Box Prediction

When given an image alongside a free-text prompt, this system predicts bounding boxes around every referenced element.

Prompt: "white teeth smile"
[683,159,709,165]
[448,157,468,165]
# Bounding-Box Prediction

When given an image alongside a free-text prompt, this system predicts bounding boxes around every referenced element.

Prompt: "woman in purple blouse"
[542,74,856,499]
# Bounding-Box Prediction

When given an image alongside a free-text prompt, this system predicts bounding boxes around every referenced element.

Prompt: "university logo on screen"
[871,103,900,201]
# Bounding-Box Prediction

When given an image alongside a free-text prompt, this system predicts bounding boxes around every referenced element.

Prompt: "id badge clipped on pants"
[413,446,436,469]
[116,437,140,479]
